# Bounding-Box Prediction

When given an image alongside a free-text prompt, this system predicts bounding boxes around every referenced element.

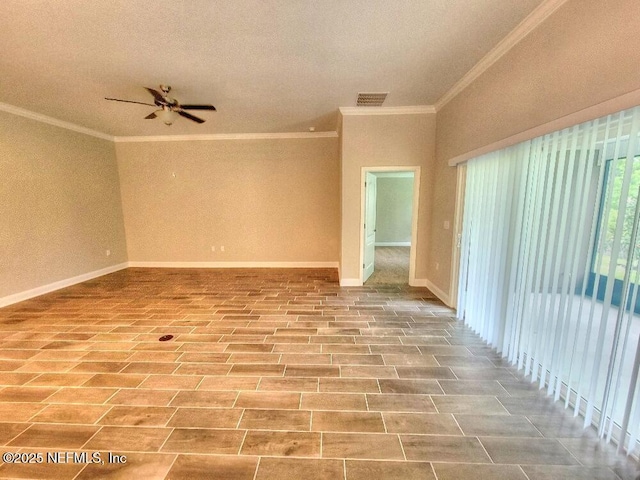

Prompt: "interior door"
[363,172,377,282]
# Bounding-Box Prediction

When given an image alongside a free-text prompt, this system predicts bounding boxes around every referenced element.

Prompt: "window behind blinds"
[458,106,640,454]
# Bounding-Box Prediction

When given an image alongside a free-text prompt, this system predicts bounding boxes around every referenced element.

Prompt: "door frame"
[359,166,421,286]
[449,164,466,308]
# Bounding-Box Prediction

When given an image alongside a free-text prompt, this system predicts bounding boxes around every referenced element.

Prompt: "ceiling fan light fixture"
[105,85,215,124]
[161,108,177,126]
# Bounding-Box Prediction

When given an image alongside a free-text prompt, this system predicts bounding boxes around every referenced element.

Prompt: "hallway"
[365,247,410,286]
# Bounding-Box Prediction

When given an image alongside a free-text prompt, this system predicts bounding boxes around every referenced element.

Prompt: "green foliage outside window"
[595,156,640,282]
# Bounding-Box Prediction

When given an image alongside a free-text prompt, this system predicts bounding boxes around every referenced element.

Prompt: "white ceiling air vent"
[356,92,388,107]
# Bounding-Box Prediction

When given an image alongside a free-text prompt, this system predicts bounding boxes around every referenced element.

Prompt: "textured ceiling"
[0,0,544,136]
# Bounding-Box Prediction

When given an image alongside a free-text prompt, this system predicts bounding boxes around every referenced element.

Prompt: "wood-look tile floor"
[0,268,637,479]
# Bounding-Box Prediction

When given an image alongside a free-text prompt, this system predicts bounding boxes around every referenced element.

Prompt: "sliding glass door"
[457,106,640,455]
[586,153,640,314]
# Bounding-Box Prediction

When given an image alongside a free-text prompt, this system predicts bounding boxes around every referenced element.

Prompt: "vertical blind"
[458,105,640,455]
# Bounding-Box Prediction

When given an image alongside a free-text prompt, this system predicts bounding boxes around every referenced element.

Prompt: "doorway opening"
[360,167,420,286]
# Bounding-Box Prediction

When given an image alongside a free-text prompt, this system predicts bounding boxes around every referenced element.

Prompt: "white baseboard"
[374,242,411,247]
[413,278,453,307]
[0,262,129,308]
[339,278,362,287]
[128,261,339,269]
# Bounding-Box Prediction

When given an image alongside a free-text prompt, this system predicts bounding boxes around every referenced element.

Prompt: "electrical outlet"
[211,246,216,252]
[435,262,439,271]
[220,246,225,252]
[443,221,450,230]
[106,249,111,257]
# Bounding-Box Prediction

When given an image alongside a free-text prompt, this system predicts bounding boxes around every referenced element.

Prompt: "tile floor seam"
[556,436,590,467]
[429,462,439,480]
[475,435,495,464]
[162,452,180,480]
[71,463,89,480]
[430,395,441,414]
[494,394,512,415]
[492,394,509,414]
[237,429,249,455]
[235,409,246,429]
[397,433,408,461]
[162,403,181,427]
[251,456,261,480]
[77,424,104,450]
[155,427,174,454]
[23,404,47,422]
[517,464,532,480]
[255,377,263,392]
[2,424,32,446]
[523,414,545,438]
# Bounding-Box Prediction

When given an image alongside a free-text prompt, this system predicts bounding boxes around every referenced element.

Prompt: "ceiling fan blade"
[144,112,157,119]
[180,104,217,111]
[105,97,155,107]
[145,87,166,104]
[177,110,205,124]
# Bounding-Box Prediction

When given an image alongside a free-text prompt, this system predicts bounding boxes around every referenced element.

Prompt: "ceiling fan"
[105,85,216,125]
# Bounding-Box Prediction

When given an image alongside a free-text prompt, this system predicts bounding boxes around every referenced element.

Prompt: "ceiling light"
[161,108,177,126]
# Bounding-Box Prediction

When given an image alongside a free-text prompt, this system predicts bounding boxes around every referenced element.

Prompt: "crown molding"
[339,106,436,116]
[114,131,338,143]
[0,101,338,142]
[434,0,569,111]
[0,102,114,141]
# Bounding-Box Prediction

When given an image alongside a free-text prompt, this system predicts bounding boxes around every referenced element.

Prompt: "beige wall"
[0,112,127,299]
[375,176,413,244]
[431,0,640,299]
[116,137,340,263]
[8,0,638,302]
[340,113,436,282]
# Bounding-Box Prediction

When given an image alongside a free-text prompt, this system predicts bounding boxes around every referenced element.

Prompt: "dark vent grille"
[356,92,388,107]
